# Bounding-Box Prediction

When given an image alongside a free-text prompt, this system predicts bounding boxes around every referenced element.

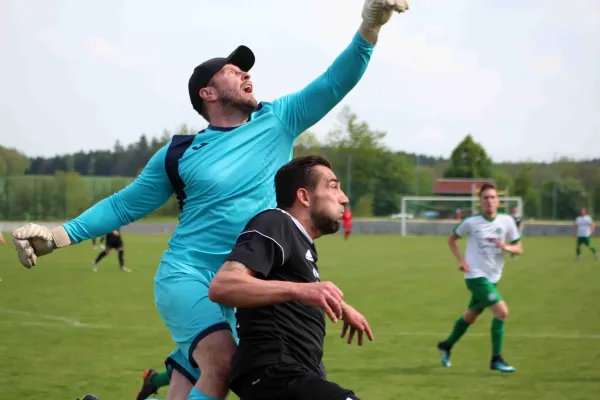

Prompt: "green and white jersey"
[453,214,521,283]
[575,215,593,237]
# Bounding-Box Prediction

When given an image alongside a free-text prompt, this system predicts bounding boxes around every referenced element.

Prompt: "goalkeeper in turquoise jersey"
[11,2,410,399]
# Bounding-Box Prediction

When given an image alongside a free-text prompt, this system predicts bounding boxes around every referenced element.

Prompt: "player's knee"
[463,309,480,324]
[493,303,509,321]
[192,330,236,382]
[496,308,508,321]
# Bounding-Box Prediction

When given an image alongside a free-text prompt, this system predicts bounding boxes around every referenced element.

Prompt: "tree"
[0,145,30,175]
[0,157,7,177]
[514,164,535,198]
[414,165,435,196]
[540,177,588,220]
[512,163,539,217]
[443,134,493,178]
[592,171,600,216]
[354,194,374,217]
[492,168,513,191]
[373,152,414,216]
[293,131,321,158]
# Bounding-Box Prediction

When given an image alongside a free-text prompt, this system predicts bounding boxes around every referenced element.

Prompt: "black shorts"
[105,236,123,249]
[231,363,359,400]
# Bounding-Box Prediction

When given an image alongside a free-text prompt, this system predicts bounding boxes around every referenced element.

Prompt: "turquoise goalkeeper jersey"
[62,32,374,272]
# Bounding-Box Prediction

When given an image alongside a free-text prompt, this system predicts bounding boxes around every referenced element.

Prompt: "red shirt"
[343,211,352,224]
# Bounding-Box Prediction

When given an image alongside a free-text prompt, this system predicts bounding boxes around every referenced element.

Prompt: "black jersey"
[105,229,123,248]
[512,214,522,228]
[225,208,326,381]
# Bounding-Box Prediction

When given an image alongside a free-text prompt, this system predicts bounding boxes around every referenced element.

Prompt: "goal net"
[399,195,523,236]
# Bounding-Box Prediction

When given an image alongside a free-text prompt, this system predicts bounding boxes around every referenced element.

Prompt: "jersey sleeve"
[453,218,472,238]
[506,216,521,244]
[270,32,374,138]
[62,145,174,243]
[226,211,292,277]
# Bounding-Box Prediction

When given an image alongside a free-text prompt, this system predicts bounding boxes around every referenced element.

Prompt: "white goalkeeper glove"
[360,0,409,44]
[362,0,409,26]
[12,223,72,268]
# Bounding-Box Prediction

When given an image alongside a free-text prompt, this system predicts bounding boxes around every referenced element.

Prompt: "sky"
[1,0,599,163]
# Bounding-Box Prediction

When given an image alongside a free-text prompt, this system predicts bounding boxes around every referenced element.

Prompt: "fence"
[0,171,596,222]
[0,174,181,221]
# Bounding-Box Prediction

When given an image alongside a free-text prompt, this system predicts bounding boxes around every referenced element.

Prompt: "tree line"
[0,106,598,221]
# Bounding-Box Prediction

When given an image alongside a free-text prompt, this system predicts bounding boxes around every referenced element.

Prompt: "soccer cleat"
[437,341,452,367]
[490,356,516,373]
[92,262,98,272]
[137,368,159,400]
[120,266,132,272]
[77,395,100,400]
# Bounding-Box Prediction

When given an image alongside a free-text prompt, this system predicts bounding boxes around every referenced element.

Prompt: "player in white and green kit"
[437,183,523,373]
[574,208,598,260]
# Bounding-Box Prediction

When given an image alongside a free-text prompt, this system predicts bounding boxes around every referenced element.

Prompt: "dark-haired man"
[437,183,523,373]
[209,156,373,400]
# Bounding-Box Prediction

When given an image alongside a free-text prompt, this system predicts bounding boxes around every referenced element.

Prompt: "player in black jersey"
[511,207,522,231]
[510,207,523,258]
[209,155,373,400]
[92,228,131,272]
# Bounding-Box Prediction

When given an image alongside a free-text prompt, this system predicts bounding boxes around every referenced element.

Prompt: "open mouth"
[242,84,253,94]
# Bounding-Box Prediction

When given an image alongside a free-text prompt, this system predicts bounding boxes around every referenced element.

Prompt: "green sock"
[151,371,170,389]
[445,316,470,347]
[590,246,597,255]
[577,246,582,256]
[491,318,505,356]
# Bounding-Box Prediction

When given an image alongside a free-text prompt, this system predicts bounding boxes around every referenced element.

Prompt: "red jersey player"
[343,205,353,240]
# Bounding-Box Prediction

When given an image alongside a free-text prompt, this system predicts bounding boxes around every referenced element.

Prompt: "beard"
[311,208,341,236]
[219,90,258,116]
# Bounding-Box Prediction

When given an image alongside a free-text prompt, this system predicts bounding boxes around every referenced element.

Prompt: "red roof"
[433,178,495,195]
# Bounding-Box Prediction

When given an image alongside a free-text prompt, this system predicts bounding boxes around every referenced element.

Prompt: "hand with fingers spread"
[295,281,344,323]
[340,303,374,346]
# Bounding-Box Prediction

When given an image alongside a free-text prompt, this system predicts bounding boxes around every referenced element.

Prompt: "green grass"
[0,234,599,399]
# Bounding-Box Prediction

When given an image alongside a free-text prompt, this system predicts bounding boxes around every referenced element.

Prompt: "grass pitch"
[0,234,599,399]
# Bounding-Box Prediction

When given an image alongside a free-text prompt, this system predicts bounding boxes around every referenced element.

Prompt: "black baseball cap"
[188,45,255,114]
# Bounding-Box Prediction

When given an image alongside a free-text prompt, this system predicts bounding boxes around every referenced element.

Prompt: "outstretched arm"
[12,144,175,267]
[62,145,173,244]
[272,0,409,137]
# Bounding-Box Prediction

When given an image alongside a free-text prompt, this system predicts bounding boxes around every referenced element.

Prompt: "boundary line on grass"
[2,309,599,340]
